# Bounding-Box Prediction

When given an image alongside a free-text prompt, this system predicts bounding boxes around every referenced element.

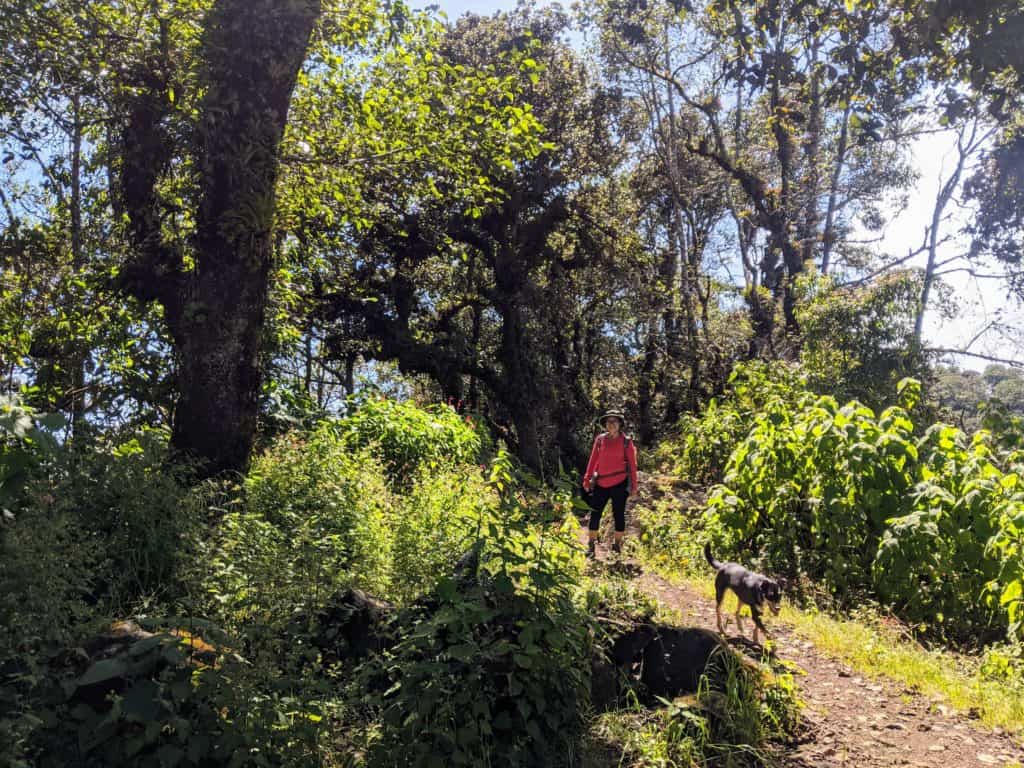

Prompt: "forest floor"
[580,478,1024,767]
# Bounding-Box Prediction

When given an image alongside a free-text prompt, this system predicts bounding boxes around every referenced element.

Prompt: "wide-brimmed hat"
[598,409,626,427]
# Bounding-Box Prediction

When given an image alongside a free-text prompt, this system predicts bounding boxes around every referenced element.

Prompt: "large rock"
[591,621,728,709]
[640,626,725,698]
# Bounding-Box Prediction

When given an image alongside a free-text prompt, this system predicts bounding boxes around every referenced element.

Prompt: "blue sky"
[430,0,519,19]
[424,1,1022,369]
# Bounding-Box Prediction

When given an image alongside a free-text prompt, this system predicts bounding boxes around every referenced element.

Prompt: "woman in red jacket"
[582,409,638,558]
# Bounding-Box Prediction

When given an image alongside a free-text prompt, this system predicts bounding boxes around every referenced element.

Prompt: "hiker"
[582,409,638,558]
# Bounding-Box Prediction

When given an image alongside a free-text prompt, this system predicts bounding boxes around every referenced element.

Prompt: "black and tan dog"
[704,543,782,644]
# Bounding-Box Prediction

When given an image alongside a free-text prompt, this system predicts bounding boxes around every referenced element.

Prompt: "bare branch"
[927,347,1024,368]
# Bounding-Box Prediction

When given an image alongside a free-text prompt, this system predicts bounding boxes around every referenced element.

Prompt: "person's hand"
[628,490,638,499]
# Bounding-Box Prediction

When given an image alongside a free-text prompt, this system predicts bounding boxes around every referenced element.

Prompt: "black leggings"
[588,479,629,533]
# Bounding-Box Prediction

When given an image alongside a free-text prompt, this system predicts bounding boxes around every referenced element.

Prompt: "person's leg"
[587,485,610,557]
[610,481,628,553]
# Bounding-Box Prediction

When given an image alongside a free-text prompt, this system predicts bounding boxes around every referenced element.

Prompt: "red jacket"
[583,433,638,491]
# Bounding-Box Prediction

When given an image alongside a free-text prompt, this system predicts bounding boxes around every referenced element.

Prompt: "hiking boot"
[611,539,622,555]
[586,541,597,559]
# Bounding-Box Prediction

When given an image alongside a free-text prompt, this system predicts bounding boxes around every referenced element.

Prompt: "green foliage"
[633,493,709,576]
[22,620,335,768]
[583,579,659,625]
[700,375,1024,641]
[2,429,200,632]
[193,397,496,634]
[0,435,208,768]
[796,271,927,411]
[0,395,64,515]
[390,466,494,604]
[660,361,811,485]
[213,425,394,615]
[337,397,485,481]
[348,454,589,768]
[873,426,1007,635]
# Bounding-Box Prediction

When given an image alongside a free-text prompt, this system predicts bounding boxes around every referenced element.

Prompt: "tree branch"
[927,348,1024,368]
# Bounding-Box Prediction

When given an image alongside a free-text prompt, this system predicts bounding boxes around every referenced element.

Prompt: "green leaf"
[76,658,127,688]
[122,679,163,722]
[1000,580,1022,606]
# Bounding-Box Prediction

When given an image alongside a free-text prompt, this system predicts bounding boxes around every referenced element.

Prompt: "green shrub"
[23,624,331,768]
[874,426,1007,637]
[1,432,206,768]
[0,395,64,515]
[207,425,394,623]
[2,429,201,629]
[390,466,494,604]
[796,270,926,411]
[337,397,484,482]
[660,361,811,485]
[350,455,590,768]
[633,494,708,574]
[702,376,1024,641]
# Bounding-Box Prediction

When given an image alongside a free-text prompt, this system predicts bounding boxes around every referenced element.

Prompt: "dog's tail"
[704,543,723,570]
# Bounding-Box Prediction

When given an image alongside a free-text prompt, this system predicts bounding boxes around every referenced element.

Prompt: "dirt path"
[581,529,1024,767]
[633,568,1024,768]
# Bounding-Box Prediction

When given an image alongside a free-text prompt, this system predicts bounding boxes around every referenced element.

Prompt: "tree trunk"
[914,121,973,347]
[344,352,356,397]
[821,103,851,275]
[768,13,803,340]
[69,93,87,439]
[637,322,658,444]
[497,297,543,472]
[798,40,823,268]
[170,0,320,475]
[120,0,321,477]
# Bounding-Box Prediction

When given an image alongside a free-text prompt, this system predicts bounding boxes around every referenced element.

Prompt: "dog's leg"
[715,580,727,634]
[750,606,771,644]
[734,602,745,638]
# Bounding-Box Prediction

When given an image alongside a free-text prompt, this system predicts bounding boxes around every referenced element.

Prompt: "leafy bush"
[390,466,494,604]
[2,430,201,636]
[337,397,485,482]
[1,433,207,768]
[703,377,1024,641]
[208,425,394,621]
[874,425,1006,637]
[633,494,708,574]
[796,270,926,411]
[660,361,811,485]
[23,622,330,768]
[349,455,590,768]
[0,395,64,515]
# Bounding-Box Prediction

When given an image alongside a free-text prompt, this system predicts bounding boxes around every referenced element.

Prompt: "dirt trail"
[580,481,1024,767]
[634,569,1024,768]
